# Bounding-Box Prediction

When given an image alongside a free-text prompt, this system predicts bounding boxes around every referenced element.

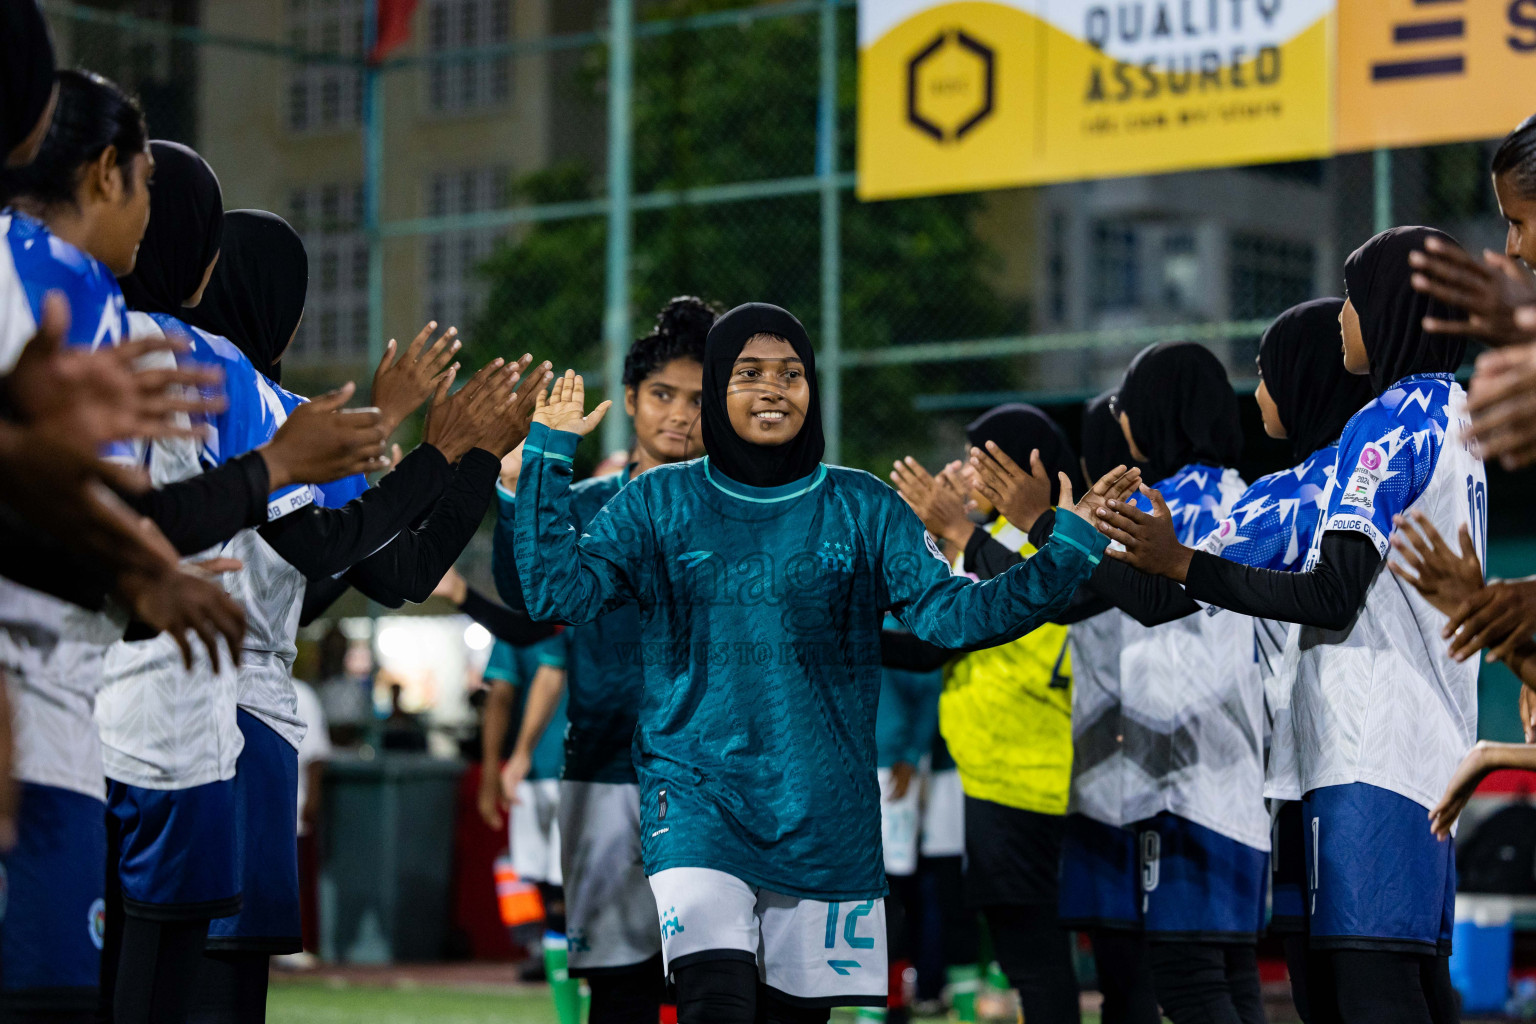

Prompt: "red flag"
[369,0,418,63]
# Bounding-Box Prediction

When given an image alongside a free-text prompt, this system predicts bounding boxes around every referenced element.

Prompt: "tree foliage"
[473,3,1019,471]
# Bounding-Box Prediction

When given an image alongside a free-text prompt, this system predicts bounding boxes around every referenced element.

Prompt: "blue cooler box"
[1450,895,1514,1015]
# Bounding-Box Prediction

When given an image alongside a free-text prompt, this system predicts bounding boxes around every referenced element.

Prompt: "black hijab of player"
[117,141,223,313]
[1259,298,1375,464]
[1,0,55,165]
[1082,390,1141,482]
[185,209,307,384]
[1114,341,1242,483]
[966,403,1083,506]
[701,301,825,488]
[1343,225,1467,396]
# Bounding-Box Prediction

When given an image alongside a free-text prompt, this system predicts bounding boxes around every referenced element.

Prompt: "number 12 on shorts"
[824,900,876,950]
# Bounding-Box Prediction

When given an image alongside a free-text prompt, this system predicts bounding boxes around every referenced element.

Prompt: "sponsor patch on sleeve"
[1340,443,1387,512]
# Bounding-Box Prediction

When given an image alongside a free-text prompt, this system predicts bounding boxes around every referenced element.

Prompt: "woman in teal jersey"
[512,302,1126,1024]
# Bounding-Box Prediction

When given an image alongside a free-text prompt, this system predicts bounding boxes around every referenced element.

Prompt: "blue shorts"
[1058,814,1141,930]
[208,710,301,953]
[107,776,241,920]
[1270,800,1307,936]
[0,784,106,1012]
[1137,813,1267,942]
[1303,783,1456,955]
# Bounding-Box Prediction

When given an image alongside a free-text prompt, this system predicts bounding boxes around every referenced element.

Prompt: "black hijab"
[184,210,307,384]
[701,302,825,488]
[1,1,54,162]
[1258,298,1375,463]
[1343,225,1468,395]
[1081,390,1141,483]
[117,141,223,315]
[965,403,1083,506]
[1115,341,1242,483]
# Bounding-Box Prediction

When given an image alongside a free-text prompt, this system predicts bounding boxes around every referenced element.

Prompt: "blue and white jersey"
[1287,374,1485,814]
[98,313,369,785]
[0,213,133,799]
[0,211,129,371]
[1195,449,1337,801]
[1118,464,1267,851]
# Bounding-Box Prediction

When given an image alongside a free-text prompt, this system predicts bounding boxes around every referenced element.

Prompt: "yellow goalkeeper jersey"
[939,516,1074,815]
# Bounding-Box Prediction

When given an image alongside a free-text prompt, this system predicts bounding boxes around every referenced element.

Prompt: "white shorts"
[878,768,919,878]
[920,768,965,858]
[649,866,888,1008]
[559,780,662,973]
[510,778,562,885]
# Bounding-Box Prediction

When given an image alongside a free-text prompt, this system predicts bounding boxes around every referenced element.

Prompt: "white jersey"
[1287,374,1484,811]
[1117,465,1268,851]
[1066,608,1129,827]
[96,314,324,786]
[0,213,132,798]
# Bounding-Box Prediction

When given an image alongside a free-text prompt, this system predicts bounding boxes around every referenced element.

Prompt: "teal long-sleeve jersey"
[512,423,1107,900]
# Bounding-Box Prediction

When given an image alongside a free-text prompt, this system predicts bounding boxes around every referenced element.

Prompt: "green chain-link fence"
[44,0,1512,480]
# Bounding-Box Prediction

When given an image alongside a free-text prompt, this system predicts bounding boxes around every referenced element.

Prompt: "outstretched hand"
[533,369,611,437]
[1468,341,1536,469]
[891,456,972,547]
[1091,485,1193,580]
[371,321,461,432]
[1388,512,1484,624]
[967,443,1051,531]
[1444,578,1536,665]
[1409,237,1536,348]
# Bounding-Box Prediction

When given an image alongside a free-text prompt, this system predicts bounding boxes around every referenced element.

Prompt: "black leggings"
[1322,950,1458,1024]
[587,956,667,1024]
[1146,941,1263,1024]
[1282,935,1311,1023]
[983,905,1080,1024]
[186,952,269,1024]
[110,917,211,1024]
[1089,929,1160,1024]
[672,959,831,1024]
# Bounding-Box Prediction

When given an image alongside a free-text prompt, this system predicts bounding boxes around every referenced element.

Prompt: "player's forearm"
[491,487,529,612]
[905,510,1106,650]
[1182,531,1378,630]
[514,425,623,625]
[1466,740,1536,776]
[130,451,271,555]
[510,667,566,760]
[481,681,513,766]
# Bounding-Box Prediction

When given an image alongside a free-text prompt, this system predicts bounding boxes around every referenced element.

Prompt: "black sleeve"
[460,585,560,646]
[333,448,500,605]
[128,452,270,555]
[298,575,351,627]
[0,511,110,611]
[968,513,1114,625]
[257,445,453,581]
[1085,558,1203,627]
[1181,531,1381,630]
[880,629,957,673]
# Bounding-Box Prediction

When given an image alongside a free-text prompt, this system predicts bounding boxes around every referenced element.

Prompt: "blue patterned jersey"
[1282,373,1486,810]
[1118,462,1267,851]
[0,211,129,366]
[1199,449,1337,573]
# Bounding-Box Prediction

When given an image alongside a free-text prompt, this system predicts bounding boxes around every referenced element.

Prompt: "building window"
[286,0,364,133]
[289,183,370,362]
[422,167,511,332]
[1092,223,1139,312]
[425,0,512,114]
[1229,234,1315,321]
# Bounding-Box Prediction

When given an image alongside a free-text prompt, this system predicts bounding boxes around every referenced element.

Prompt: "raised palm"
[533,369,612,436]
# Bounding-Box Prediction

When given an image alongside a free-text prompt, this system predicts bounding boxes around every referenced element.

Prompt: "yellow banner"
[859,0,1536,199]
[858,0,1334,199]
[1336,0,1536,152]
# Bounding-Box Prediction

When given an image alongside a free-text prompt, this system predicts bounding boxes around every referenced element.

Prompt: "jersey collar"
[703,459,827,503]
